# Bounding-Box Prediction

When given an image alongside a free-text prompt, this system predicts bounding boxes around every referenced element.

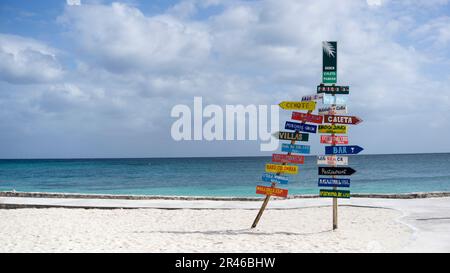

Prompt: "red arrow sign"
[292,112,323,124]
[323,115,362,125]
[320,135,348,144]
[256,185,288,198]
[272,154,305,164]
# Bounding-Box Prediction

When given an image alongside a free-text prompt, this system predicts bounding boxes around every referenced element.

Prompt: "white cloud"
[0,34,64,84]
[67,0,81,6]
[1,0,450,157]
[59,3,211,74]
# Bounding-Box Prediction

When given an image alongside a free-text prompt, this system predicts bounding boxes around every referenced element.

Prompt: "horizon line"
[1,151,449,160]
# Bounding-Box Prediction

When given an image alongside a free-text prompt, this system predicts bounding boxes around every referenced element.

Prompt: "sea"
[0,153,449,197]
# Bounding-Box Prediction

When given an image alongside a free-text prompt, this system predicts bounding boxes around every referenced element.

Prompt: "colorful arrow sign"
[317,155,348,166]
[262,173,289,184]
[291,112,323,124]
[266,163,298,174]
[318,167,356,176]
[285,121,317,133]
[320,135,348,144]
[318,105,347,115]
[320,189,350,199]
[301,94,324,102]
[317,85,349,94]
[318,124,347,134]
[323,115,362,125]
[325,145,364,155]
[281,143,310,154]
[256,185,288,198]
[272,131,309,141]
[318,178,350,187]
[323,94,348,105]
[272,154,305,164]
[279,101,316,111]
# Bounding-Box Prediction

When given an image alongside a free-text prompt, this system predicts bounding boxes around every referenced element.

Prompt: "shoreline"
[1,190,450,202]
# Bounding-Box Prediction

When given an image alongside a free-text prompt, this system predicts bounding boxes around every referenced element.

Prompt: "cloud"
[0,34,64,84]
[58,2,211,74]
[67,0,81,6]
[1,0,450,157]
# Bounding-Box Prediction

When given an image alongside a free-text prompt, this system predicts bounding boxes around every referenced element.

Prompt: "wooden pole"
[251,109,313,229]
[331,93,338,230]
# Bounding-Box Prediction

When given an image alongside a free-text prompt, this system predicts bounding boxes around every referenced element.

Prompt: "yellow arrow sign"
[278,101,316,111]
[265,164,298,175]
[318,124,347,134]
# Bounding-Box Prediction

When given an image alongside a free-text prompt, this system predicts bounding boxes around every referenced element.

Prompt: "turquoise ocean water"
[0,153,449,197]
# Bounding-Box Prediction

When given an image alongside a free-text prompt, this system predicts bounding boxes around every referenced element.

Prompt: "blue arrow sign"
[281,143,310,154]
[322,94,348,105]
[285,121,317,133]
[325,145,364,155]
[262,173,289,184]
[318,178,350,187]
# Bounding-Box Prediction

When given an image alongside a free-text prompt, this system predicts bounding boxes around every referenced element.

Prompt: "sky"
[0,0,449,158]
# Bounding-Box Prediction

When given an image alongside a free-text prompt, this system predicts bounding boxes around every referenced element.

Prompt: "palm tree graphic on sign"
[323,41,336,57]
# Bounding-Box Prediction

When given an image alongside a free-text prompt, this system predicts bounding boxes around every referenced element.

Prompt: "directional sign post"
[318,178,350,187]
[318,124,347,134]
[272,131,309,141]
[318,105,347,115]
[317,155,348,166]
[279,101,316,111]
[320,189,350,199]
[256,185,288,198]
[266,163,298,174]
[325,145,364,155]
[317,85,349,94]
[301,94,324,102]
[323,94,348,105]
[252,101,315,228]
[291,112,323,124]
[318,167,356,176]
[323,115,362,125]
[322,41,337,84]
[285,121,317,133]
[281,143,310,154]
[272,154,305,164]
[320,135,348,145]
[262,173,289,184]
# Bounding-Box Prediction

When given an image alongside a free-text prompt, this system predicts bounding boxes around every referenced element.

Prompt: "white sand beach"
[0,195,449,252]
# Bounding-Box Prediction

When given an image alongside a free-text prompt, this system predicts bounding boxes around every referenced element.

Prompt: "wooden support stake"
[331,94,338,230]
[251,109,313,229]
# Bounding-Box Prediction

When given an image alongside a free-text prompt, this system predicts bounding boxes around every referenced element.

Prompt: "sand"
[0,206,411,252]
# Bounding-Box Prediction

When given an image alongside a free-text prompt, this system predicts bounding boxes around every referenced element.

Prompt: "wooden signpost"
[323,115,362,125]
[318,124,347,134]
[252,99,316,228]
[272,131,309,141]
[265,163,299,174]
[317,155,348,166]
[256,185,288,198]
[252,41,363,231]
[291,112,323,124]
[262,173,289,184]
[272,154,305,164]
[318,105,347,115]
[320,135,348,144]
[285,121,317,133]
[279,101,316,111]
[281,143,310,154]
[316,41,363,230]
